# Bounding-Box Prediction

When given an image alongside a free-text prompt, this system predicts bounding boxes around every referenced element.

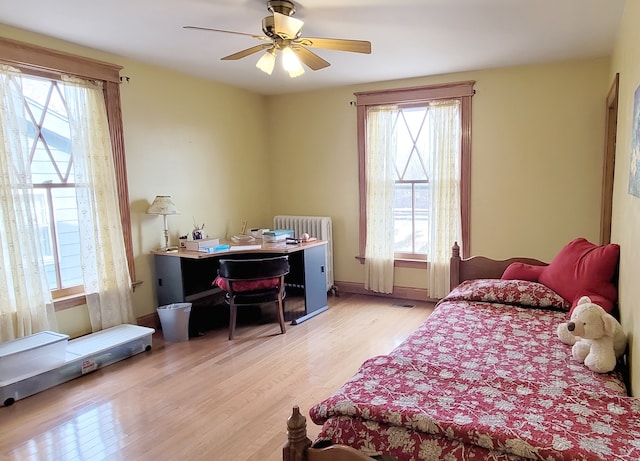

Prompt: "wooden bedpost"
[450,242,461,292]
[283,406,312,461]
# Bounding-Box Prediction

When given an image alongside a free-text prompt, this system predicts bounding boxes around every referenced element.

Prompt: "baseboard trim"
[137,284,435,325]
[334,281,437,303]
[136,312,159,329]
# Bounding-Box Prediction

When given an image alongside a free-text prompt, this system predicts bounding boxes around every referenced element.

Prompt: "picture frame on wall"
[629,84,640,198]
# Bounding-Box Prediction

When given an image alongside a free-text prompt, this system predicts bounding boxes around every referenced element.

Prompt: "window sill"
[355,256,428,269]
[53,280,144,312]
[54,293,87,311]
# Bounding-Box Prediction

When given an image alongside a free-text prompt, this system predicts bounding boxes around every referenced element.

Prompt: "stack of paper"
[263,229,294,242]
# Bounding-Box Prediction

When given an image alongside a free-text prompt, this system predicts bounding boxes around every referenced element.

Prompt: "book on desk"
[262,229,294,243]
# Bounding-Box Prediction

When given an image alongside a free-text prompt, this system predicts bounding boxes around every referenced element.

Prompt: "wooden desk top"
[151,239,327,260]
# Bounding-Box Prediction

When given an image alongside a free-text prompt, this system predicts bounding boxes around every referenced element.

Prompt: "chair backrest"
[218,256,290,281]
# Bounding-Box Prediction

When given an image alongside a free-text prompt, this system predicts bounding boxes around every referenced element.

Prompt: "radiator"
[273,215,334,292]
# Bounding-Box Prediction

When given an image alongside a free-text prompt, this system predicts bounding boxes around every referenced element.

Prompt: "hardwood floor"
[0,294,434,461]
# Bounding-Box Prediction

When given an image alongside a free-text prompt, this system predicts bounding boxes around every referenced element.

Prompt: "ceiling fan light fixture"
[256,48,276,75]
[282,46,304,77]
[287,66,305,78]
[184,0,372,78]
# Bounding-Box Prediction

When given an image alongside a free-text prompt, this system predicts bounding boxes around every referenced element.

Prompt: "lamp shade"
[146,195,179,215]
[282,47,304,78]
[256,48,276,75]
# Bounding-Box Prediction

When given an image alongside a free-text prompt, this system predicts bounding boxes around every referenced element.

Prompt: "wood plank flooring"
[0,294,434,461]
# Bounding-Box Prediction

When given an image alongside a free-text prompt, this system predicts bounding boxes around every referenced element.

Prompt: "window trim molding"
[0,37,136,308]
[0,36,122,82]
[354,81,475,106]
[356,80,475,260]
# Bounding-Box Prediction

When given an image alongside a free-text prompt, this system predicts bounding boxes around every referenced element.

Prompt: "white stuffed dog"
[556,296,627,373]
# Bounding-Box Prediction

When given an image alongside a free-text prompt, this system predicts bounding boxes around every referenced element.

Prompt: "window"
[23,75,84,292]
[392,105,433,259]
[356,81,474,265]
[0,37,134,309]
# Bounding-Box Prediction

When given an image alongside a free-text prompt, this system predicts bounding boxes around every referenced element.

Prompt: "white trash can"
[157,303,192,342]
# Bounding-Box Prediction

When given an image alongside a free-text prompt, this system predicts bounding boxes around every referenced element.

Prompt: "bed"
[282,242,640,461]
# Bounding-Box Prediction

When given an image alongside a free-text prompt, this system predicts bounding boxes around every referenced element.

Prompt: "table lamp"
[147,195,179,251]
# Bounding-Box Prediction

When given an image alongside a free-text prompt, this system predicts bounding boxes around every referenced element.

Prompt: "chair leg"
[277,295,286,335]
[229,303,237,340]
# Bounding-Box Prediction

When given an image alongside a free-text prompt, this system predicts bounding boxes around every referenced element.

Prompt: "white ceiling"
[0,0,626,96]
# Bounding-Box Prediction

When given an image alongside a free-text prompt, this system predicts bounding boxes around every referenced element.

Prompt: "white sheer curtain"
[0,65,58,341]
[63,77,134,331]
[427,100,461,298]
[364,105,397,293]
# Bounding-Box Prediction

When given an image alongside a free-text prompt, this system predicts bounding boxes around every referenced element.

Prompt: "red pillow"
[213,275,280,293]
[502,263,545,282]
[537,238,619,313]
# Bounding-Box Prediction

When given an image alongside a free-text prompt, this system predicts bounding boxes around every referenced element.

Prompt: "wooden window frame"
[0,37,135,309]
[355,81,475,266]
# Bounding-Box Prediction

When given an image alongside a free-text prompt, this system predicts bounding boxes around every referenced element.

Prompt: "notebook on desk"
[229,244,262,251]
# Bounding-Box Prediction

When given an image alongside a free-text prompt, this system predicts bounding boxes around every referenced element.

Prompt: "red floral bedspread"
[310,280,640,461]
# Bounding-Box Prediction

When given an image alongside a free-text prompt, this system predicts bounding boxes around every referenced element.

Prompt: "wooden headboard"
[449,242,548,291]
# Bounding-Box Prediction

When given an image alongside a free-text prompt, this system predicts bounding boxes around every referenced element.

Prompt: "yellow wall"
[268,59,611,288]
[610,0,640,396]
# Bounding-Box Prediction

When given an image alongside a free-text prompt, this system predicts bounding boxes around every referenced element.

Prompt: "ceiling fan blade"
[295,37,371,54]
[273,12,304,39]
[291,46,330,71]
[183,26,270,42]
[221,44,271,61]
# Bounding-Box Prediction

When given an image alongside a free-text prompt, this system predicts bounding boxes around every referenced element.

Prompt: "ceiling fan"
[184,0,371,78]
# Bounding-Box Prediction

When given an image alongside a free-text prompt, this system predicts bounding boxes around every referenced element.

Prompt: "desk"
[152,240,329,325]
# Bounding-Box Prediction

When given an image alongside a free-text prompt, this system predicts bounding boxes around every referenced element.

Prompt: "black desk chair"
[214,255,290,340]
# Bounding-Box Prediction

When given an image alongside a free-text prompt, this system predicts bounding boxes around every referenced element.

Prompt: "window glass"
[393,182,429,255]
[390,106,430,256]
[21,75,82,290]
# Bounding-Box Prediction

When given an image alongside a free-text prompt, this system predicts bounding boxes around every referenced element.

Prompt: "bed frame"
[449,241,547,290]
[282,242,549,461]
